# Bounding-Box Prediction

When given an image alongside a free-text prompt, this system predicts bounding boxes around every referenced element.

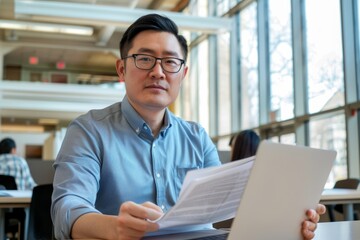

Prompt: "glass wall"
[269,0,294,121]
[197,40,210,130]
[217,32,231,149]
[309,112,347,188]
[239,2,259,129]
[185,0,360,186]
[305,0,344,114]
[304,0,347,186]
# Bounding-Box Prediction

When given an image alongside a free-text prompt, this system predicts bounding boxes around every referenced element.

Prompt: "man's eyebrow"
[137,48,181,57]
[137,48,155,54]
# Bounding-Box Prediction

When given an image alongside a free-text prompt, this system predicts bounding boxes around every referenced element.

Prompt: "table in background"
[320,188,360,221]
[315,220,360,240]
[0,190,32,240]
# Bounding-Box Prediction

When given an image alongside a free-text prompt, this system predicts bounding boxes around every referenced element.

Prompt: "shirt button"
[161,205,165,210]
[156,173,160,178]
[153,144,156,148]
[144,126,148,130]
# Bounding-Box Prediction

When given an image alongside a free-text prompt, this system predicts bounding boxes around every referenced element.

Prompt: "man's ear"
[116,59,125,82]
[183,65,188,78]
[179,65,189,86]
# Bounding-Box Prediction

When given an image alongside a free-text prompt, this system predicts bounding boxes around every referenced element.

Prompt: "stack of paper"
[153,157,255,229]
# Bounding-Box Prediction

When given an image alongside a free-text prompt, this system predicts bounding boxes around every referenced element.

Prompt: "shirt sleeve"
[199,124,222,168]
[51,117,102,239]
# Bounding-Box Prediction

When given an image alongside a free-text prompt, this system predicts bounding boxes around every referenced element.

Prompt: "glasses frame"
[123,54,185,73]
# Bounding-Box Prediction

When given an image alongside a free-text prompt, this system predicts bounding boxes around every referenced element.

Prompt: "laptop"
[143,140,336,240]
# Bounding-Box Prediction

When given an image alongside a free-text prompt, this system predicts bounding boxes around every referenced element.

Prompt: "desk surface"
[0,190,32,206]
[320,188,360,204]
[315,220,360,240]
[0,190,32,240]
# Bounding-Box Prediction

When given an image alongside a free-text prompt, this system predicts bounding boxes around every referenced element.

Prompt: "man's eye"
[165,59,178,65]
[139,57,152,62]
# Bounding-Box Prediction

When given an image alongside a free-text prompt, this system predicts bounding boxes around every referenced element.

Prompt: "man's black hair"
[0,138,16,154]
[120,14,188,61]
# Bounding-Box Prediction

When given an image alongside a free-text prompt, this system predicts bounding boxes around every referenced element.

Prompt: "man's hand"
[116,201,163,240]
[301,204,326,240]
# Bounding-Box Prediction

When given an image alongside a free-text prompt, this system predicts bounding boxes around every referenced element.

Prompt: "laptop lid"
[228,140,336,240]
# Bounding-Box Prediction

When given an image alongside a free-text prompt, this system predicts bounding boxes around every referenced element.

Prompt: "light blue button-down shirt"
[51,96,221,239]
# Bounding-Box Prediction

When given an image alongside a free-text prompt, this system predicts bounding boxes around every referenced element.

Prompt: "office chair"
[327,178,360,221]
[0,175,17,190]
[0,175,24,240]
[27,184,54,240]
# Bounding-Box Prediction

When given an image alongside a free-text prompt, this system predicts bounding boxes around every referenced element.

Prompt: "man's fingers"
[316,204,326,215]
[142,201,163,213]
[142,202,163,221]
[118,201,160,233]
[302,220,316,240]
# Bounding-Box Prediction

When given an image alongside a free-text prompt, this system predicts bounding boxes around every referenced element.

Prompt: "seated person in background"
[51,13,325,240]
[230,129,260,161]
[0,137,37,190]
[0,137,37,240]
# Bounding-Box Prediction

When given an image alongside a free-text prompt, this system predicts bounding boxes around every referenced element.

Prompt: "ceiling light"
[0,125,45,133]
[0,20,93,36]
[38,118,59,125]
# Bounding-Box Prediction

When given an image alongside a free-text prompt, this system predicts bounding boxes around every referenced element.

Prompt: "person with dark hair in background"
[51,13,325,240]
[0,137,37,240]
[0,137,36,190]
[230,129,260,161]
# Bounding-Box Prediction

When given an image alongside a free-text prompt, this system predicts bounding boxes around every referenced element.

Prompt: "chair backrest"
[0,175,17,190]
[27,184,54,240]
[334,178,360,189]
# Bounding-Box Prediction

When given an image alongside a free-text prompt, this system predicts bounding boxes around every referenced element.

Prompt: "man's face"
[116,30,188,113]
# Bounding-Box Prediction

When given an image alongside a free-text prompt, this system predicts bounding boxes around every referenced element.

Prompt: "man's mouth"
[146,84,166,91]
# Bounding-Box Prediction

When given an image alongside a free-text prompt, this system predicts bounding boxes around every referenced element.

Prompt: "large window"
[269,0,294,121]
[309,112,347,188]
[305,0,344,114]
[240,2,259,129]
[198,40,210,131]
[185,0,360,185]
[217,32,231,149]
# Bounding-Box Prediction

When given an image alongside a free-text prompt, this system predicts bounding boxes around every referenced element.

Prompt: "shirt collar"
[121,96,172,137]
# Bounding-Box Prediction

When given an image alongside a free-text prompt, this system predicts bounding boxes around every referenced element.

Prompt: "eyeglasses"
[123,54,185,73]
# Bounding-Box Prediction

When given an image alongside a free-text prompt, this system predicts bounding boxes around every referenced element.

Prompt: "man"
[51,14,325,240]
[0,137,36,190]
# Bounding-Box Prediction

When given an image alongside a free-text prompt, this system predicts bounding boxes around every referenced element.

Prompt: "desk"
[0,190,32,240]
[315,220,360,240]
[320,189,360,220]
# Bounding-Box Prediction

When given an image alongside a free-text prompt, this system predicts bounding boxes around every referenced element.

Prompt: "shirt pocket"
[174,167,198,197]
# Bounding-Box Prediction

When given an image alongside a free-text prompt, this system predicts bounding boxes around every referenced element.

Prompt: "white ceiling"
[0,0,232,130]
[0,0,231,72]
[0,0,191,71]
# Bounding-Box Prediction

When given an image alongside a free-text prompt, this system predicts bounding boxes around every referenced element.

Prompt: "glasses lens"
[162,58,182,73]
[133,54,183,73]
[135,55,156,70]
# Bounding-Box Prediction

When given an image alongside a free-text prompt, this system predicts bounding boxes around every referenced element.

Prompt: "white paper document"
[152,157,255,229]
